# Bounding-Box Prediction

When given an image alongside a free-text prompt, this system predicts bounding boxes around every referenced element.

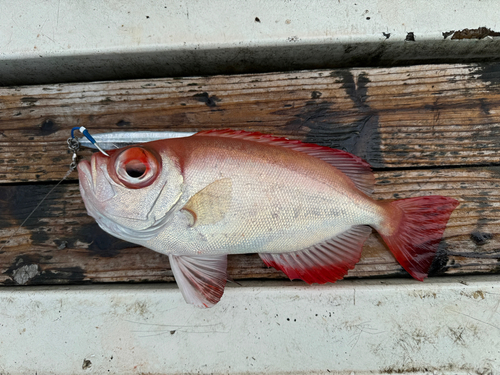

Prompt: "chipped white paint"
[0,0,499,84]
[0,277,499,374]
[11,264,39,285]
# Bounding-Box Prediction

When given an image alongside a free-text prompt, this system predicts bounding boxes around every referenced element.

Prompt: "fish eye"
[114,147,161,188]
[125,160,147,178]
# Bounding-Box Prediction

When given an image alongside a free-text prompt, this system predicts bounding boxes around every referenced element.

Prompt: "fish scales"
[152,135,379,255]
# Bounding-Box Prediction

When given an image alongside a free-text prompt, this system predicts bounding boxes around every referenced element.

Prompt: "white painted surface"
[1,0,499,84]
[1,277,499,374]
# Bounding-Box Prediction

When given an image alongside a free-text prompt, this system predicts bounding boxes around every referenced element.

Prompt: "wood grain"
[1,63,499,285]
[0,63,500,183]
[1,168,498,286]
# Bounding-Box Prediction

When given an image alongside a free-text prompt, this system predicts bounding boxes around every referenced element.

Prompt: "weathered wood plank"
[1,168,498,285]
[1,63,500,183]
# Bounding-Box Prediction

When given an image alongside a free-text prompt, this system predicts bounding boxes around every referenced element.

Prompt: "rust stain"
[460,290,486,300]
[445,27,500,40]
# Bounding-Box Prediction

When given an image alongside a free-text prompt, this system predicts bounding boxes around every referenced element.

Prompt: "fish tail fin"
[377,196,459,281]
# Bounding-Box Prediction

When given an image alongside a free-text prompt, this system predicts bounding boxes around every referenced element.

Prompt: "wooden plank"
[1,63,500,183]
[1,167,498,285]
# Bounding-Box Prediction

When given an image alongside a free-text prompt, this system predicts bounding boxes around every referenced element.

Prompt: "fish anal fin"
[168,254,228,308]
[182,178,232,227]
[194,129,374,195]
[259,225,372,284]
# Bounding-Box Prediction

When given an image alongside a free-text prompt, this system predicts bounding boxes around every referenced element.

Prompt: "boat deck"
[1,64,500,285]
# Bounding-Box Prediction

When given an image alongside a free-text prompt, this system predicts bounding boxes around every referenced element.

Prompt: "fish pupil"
[125,160,147,178]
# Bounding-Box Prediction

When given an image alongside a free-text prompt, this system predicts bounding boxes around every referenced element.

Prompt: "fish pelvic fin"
[169,254,228,308]
[259,225,372,284]
[377,196,459,281]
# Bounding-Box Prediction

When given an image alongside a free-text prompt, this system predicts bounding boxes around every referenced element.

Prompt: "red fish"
[78,130,459,307]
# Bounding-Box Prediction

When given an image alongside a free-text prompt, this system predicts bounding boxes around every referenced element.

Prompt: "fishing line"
[0,128,108,251]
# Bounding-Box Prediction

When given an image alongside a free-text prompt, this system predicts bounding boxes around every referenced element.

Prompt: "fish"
[77,129,459,308]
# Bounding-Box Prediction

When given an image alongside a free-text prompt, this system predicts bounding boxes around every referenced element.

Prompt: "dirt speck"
[473,290,485,299]
[311,91,322,99]
[82,359,92,370]
[192,92,221,108]
[405,32,415,42]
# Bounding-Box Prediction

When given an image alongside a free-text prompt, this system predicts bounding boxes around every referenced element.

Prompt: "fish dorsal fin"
[195,129,374,195]
[169,254,228,308]
[259,225,372,284]
[182,178,233,227]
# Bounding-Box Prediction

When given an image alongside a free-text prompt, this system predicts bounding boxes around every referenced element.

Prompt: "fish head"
[77,143,183,242]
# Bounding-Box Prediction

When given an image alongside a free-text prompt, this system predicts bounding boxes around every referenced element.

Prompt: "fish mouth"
[77,157,115,226]
[77,159,92,192]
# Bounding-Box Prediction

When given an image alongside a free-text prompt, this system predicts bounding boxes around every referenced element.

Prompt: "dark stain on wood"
[27,266,90,285]
[477,62,500,88]
[30,226,50,245]
[478,98,491,115]
[39,119,59,136]
[0,184,65,247]
[70,222,133,257]
[279,100,337,143]
[428,240,451,276]
[21,97,38,105]
[311,91,322,99]
[470,232,493,246]
[116,120,132,127]
[0,185,37,226]
[32,266,88,284]
[327,70,383,166]
[192,92,221,107]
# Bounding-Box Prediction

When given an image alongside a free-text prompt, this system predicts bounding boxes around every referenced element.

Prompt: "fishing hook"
[71,126,110,157]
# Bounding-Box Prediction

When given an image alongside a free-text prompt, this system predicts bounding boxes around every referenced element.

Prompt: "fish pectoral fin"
[181,178,232,227]
[259,225,372,284]
[168,254,228,308]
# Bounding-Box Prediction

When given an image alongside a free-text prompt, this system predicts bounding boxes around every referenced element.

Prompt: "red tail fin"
[378,196,459,281]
